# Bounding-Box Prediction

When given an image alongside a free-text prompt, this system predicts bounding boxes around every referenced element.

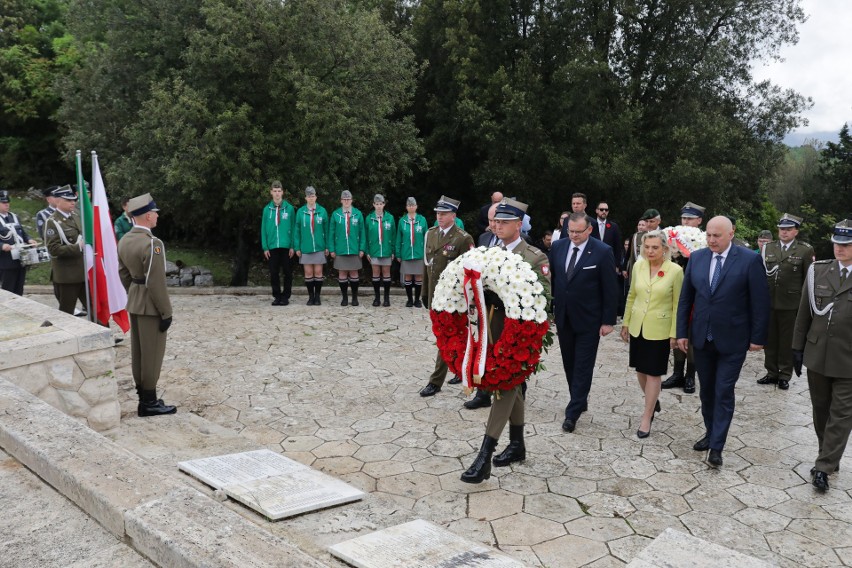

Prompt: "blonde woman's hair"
[641,229,671,261]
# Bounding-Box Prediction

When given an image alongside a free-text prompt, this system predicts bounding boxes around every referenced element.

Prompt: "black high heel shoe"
[654,400,661,413]
[637,414,653,438]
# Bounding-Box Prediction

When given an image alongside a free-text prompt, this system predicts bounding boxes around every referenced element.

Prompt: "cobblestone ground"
[103,295,852,567]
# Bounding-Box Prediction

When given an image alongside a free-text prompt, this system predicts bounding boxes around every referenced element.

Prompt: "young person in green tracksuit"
[260,181,296,306]
[294,186,330,305]
[395,196,428,307]
[329,190,366,306]
[365,194,396,307]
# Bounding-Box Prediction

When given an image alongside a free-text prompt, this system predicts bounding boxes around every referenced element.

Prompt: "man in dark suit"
[677,216,770,467]
[477,203,500,248]
[559,193,596,240]
[550,212,619,433]
[590,201,623,269]
[476,192,503,235]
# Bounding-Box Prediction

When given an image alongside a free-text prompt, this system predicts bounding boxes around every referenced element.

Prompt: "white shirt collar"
[504,236,522,251]
[715,242,733,260]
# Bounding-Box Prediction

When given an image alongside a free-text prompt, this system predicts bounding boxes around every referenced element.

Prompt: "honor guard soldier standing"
[759,213,814,390]
[1,190,38,295]
[329,190,366,306]
[294,186,330,305]
[118,193,176,417]
[365,194,396,307]
[35,186,59,239]
[419,195,474,397]
[461,198,551,483]
[261,181,296,306]
[44,186,88,314]
[793,220,852,492]
[663,201,705,394]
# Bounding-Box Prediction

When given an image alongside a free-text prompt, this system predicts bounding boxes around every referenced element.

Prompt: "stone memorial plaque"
[178,449,365,521]
[329,520,528,568]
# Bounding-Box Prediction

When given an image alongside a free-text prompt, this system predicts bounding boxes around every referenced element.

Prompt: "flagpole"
[75,150,93,323]
[90,151,101,325]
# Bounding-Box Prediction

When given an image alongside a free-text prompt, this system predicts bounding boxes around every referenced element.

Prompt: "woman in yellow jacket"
[621,230,683,438]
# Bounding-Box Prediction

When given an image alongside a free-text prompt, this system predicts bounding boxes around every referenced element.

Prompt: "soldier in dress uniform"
[44,186,88,314]
[117,193,176,417]
[759,213,814,390]
[419,195,474,397]
[792,220,852,492]
[663,201,705,394]
[461,198,551,483]
[35,186,59,239]
[0,190,38,295]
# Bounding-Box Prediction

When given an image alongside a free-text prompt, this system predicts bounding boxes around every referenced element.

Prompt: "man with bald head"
[676,216,769,467]
[477,192,505,234]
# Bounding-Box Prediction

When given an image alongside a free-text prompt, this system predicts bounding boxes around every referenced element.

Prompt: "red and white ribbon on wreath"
[666,228,692,258]
[461,260,488,389]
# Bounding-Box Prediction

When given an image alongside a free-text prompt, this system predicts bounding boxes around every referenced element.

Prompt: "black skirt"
[628,331,670,377]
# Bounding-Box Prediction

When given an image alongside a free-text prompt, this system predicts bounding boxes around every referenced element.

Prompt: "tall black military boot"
[314,278,323,305]
[493,424,526,467]
[404,280,414,307]
[382,277,392,307]
[350,279,360,306]
[683,362,696,394]
[138,390,177,417]
[463,389,492,409]
[372,277,382,306]
[413,283,423,308]
[460,435,498,483]
[339,280,349,306]
[661,358,685,389]
[306,281,316,305]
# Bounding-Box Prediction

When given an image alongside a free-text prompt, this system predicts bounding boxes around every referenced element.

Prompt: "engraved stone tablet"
[329,519,528,568]
[178,449,364,520]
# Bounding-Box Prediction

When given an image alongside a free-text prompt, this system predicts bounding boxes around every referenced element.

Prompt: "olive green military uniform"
[423,223,474,387]
[118,226,173,392]
[44,211,87,314]
[763,239,814,382]
[793,260,852,475]
[485,240,551,439]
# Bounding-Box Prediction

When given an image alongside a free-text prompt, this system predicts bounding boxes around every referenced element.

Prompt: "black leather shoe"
[448,376,462,385]
[778,379,789,390]
[654,400,661,413]
[757,374,778,385]
[405,299,414,307]
[351,296,359,306]
[637,428,650,439]
[493,425,525,467]
[812,471,829,492]
[661,373,685,389]
[372,296,381,306]
[463,390,492,409]
[693,435,710,451]
[272,298,282,306]
[683,375,695,394]
[138,390,177,417]
[341,296,349,306]
[811,466,840,476]
[414,299,423,308]
[708,449,723,467]
[419,383,441,397]
[562,418,576,433]
[280,298,289,306]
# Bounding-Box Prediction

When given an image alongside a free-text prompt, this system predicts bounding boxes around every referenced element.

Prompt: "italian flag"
[76,152,130,332]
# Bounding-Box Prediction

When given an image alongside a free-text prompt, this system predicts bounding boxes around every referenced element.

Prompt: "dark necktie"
[566,246,579,278]
[707,255,723,341]
[841,267,849,286]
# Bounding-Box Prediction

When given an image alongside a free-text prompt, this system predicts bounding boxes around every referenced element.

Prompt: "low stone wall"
[0,290,120,433]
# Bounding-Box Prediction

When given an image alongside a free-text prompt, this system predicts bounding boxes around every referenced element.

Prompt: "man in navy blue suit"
[590,201,623,269]
[677,216,770,467]
[550,212,619,433]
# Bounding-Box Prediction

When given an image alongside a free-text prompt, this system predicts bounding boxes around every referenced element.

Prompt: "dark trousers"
[558,325,601,420]
[0,266,26,295]
[693,341,747,451]
[268,248,292,300]
[56,282,86,314]
[808,369,852,474]
[764,309,797,380]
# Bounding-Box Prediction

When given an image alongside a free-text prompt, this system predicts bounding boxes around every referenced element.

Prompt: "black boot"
[138,390,177,417]
[372,278,382,306]
[306,281,315,305]
[461,435,498,483]
[350,281,360,306]
[413,283,422,308]
[314,280,322,305]
[339,281,349,306]
[493,425,526,467]
[405,282,413,307]
[661,359,686,389]
[383,278,391,307]
[683,362,696,394]
[463,389,492,409]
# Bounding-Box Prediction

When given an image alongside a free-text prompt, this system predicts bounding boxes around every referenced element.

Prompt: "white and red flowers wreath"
[662,225,707,258]
[430,246,552,392]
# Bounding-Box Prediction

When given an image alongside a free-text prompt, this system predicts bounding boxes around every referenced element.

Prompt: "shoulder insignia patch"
[542,265,550,275]
[153,246,161,255]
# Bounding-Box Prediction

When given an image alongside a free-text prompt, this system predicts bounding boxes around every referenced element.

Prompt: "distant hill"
[784,130,840,146]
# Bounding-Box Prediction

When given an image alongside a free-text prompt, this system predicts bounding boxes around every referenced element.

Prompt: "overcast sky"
[751,0,851,145]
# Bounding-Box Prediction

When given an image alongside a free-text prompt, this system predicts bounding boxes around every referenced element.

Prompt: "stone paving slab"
[25,293,852,567]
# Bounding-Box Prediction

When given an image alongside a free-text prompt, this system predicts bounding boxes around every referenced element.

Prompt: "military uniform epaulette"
[813,259,833,265]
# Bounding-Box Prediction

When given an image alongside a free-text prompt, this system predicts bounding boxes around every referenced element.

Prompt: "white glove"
[76,235,84,250]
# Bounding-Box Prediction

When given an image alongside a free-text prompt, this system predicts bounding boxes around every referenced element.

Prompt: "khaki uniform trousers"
[429,351,449,387]
[808,369,852,474]
[764,309,797,380]
[485,384,524,439]
[130,314,167,391]
[57,282,86,315]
